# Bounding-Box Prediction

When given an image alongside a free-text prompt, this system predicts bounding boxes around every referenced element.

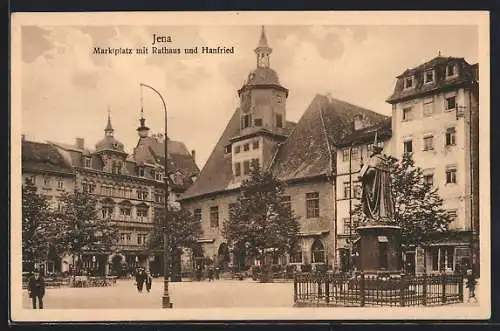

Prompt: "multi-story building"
[386,56,479,274]
[21,114,199,276]
[334,118,392,272]
[180,27,389,271]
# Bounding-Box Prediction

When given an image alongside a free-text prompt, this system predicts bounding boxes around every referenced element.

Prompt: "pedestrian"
[28,269,45,309]
[135,267,145,293]
[466,269,478,303]
[145,270,153,292]
[207,266,214,282]
[215,266,220,280]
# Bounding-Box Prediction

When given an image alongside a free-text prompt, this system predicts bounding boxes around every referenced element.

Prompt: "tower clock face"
[112,142,119,149]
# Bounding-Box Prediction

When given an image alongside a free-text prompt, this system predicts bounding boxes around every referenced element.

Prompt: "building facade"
[21,114,199,276]
[180,27,390,272]
[386,56,479,275]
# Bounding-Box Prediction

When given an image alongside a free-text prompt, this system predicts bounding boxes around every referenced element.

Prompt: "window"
[155,172,163,181]
[276,114,283,128]
[112,161,121,174]
[343,218,351,235]
[446,127,456,146]
[224,145,231,154]
[120,233,126,242]
[306,192,320,218]
[402,107,413,121]
[193,208,202,221]
[137,234,147,245]
[404,76,414,89]
[154,191,164,203]
[243,160,251,175]
[424,70,435,84]
[137,208,148,217]
[120,207,131,216]
[344,181,351,199]
[431,247,455,271]
[138,167,145,177]
[253,140,260,149]
[43,176,51,186]
[424,173,434,186]
[57,178,64,189]
[446,167,457,184]
[423,135,434,151]
[445,96,456,111]
[234,145,241,154]
[210,206,219,228]
[404,140,413,154]
[243,143,250,152]
[84,157,91,168]
[342,149,349,162]
[353,181,362,198]
[26,175,36,185]
[251,158,259,170]
[101,206,113,219]
[446,64,457,77]
[423,98,434,117]
[234,162,241,177]
[254,118,263,127]
[242,114,252,129]
[351,147,359,160]
[311,239,325,263]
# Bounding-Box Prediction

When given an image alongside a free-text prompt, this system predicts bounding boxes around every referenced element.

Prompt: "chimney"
[75,137,85,149]
[191,150,196,162]
[21,134,26,141]
[353,114,364,131]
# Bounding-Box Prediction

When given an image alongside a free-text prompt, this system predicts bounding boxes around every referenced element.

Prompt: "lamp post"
[140,82,173,308]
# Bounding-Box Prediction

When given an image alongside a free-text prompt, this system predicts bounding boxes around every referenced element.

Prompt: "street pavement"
[22,278,480,309]
[22,278,295,309]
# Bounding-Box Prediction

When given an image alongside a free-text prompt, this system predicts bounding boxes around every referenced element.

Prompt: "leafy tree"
[222,160,301,282]
[22,179,56,272]
[54,190,120,275]
[148,205,202,282]
[353,153,454,246]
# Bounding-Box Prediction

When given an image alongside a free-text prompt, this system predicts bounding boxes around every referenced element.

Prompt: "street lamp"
[140,82,173,308]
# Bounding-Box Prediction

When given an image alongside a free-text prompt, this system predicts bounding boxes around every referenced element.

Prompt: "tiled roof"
[271,94,388,181]
[181,108,243,199]
[387,56,478,104]
[182,94,388,200]
[336,117,392,147]
[22,140,74,175]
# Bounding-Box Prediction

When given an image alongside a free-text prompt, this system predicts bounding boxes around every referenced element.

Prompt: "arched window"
[311,239,325,263]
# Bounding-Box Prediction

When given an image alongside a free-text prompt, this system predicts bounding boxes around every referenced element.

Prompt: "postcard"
[10,11,490,322]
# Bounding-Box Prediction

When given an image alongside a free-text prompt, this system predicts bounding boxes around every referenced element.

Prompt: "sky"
[20,24,478,169]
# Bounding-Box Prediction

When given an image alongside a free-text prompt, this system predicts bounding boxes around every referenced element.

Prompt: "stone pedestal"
[357,224,402,275]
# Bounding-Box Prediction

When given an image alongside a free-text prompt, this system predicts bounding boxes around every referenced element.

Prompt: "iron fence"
[293,272,463,307]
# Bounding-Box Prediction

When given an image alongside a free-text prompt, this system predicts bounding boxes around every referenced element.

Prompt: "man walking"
[28,269,45,309]
[466,269,478,303]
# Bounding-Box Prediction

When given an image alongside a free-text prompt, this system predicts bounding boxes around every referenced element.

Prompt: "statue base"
[356,222,403,275]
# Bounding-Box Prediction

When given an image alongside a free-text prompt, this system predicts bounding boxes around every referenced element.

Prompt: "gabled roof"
[387,56,478,104]
[271,94,388,181]
[181,94,388,200]
[22,140,74,175]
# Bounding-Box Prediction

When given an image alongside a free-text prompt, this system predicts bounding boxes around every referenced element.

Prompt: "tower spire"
[255,25,272,68]
[105,107,114,136]
[137,85,150,138]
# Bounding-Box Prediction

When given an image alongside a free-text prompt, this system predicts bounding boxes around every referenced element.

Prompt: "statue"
[358,136,394,222]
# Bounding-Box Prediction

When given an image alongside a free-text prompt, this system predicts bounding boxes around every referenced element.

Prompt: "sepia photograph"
[10,11,490,321]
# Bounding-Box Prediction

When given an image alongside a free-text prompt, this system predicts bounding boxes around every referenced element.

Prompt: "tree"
[54,190,120,275]
[22,179,56,272]
[148,205,202,282]
[222,160,301,282]
[353,153,455,247]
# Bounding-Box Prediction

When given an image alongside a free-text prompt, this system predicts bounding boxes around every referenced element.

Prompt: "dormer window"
[404,76,415,89]
[234,145,241,154]
[224,145,231,154]
[138,166,145,177]
[446,63,458,78]
[241,114,252,129]
[155,172,163,181]
[84,157,92,168]
[424,70,435,84]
